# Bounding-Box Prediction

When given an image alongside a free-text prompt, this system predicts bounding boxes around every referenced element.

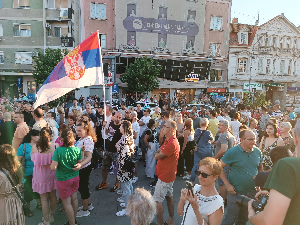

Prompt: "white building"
[228,14,300,106]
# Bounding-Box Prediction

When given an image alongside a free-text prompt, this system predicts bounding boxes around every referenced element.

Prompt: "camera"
[236,194,268,213]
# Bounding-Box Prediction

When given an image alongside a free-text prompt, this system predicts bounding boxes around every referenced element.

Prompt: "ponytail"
[36,127,52,153]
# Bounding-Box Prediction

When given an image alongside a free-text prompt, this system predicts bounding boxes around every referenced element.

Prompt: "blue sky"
[231,0,300,26]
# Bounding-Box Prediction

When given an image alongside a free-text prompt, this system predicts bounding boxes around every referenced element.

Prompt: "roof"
[259,14,300,34]
[229,23,257,46]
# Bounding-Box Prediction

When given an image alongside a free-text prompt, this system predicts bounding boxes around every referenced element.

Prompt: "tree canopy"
[120,56,161,94]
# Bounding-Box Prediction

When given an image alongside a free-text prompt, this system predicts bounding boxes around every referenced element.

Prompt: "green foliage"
[33,48,69,107]
[120,56,161,94]
[243,92,268,109]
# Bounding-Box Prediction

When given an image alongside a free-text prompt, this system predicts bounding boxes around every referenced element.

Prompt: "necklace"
[200,186,215,197]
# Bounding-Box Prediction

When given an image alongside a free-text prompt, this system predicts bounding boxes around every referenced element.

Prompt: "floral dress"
[117,135,135,182]
[262,138,279,170]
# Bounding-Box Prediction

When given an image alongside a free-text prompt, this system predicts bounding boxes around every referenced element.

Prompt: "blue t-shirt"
[289,112,295,120]
[17,143,34,176]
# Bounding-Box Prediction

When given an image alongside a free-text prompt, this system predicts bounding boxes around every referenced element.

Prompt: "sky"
[231,0,300,27]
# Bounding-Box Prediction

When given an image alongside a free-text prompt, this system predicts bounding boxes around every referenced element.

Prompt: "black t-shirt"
[137,110,143,120]
[145,128,158,143]
[123,117,132,123]
[95,112,104,139]
[22,110,33,124]
[106,121,122,153]
[0,121,17,145]
[88,113,97,123]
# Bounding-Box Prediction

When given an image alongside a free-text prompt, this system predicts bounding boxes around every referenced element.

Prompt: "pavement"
[25,160,251,225]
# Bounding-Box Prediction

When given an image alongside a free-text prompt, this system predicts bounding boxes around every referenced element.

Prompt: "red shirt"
[155,135,180,183]
[180,111,189,116]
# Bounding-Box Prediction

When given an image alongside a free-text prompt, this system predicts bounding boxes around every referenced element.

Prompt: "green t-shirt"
[208,118,219,137]
[52,146,82,181]
[264,157,300,225]
[221,144,263,194]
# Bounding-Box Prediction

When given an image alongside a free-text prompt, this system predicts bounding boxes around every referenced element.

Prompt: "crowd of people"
[0,94,300,225]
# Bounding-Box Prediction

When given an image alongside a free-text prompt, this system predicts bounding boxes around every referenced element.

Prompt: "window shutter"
[100,4,106,19]
[96,3,101,19]
[90,3,95,18]
[101,35,106,49]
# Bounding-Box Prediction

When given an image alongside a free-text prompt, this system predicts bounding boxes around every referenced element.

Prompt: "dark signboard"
[123,17,199,36]
[207,88,226,93]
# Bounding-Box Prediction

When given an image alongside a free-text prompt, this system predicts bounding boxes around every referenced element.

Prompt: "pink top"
[31,150,57,195]
[55,137,63,147]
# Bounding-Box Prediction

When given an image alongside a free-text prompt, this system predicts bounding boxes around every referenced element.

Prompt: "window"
[287,38,290,49]
[273,36,277,47]
[13,0,30,8]
[280,37,283,48]
[266,59,271,74]
[237,58,247,73]
[280,60,285,75]
[60,8,68,18]
[210,70,223,82]
[54,27,61,37]
[90,3,106,19]
[15,52,32,64]
[13,24,31,37]
[0,0,2,8]
[209,43,221,57]
[47,0,55,8]
[210,16,222,30]
[101,34,106,49]
[0,51,4,64]
[0,24,3,36]
[294,61,297,75]
[258,59,263,73]
[288,60,292,74]
[239,32,248,45]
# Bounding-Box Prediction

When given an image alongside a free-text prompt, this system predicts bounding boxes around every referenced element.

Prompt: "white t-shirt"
[139,116,151,137]
[50,127,59,144]
[217,115,224,121]
[132,121,140,146]
[69,106,82,114]
[102,115,112,139]
[181,185,224,225]
[230,120,241,140]
[75,136,94,169]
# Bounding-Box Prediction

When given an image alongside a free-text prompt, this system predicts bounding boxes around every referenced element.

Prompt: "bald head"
[34,108,44,119]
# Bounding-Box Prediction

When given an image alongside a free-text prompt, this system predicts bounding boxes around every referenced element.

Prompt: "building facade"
[0,0,80,99]
[228,15,300,107]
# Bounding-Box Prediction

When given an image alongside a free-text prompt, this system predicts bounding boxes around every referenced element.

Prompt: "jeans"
[190,147,213,182]
[120,180,133,207]
[221,192,255,225]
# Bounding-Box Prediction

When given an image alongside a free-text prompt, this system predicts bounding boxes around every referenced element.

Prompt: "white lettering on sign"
[243,83,263,90]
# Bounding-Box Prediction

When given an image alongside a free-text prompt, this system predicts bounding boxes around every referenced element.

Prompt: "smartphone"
[185,181,194,197]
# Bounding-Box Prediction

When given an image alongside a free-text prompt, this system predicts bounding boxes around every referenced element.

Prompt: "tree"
[120,56,161,95]
[243,92,268,109]
[33,48,69,107]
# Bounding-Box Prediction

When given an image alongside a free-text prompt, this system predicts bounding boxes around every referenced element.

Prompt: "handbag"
[1,169,33,217]
[122,157,135,172]
[194,129,206,152]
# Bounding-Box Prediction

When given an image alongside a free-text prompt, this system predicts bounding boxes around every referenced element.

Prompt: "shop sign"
[243,83,262,90]
[264,83,284,87]
[207,88,226,93]
[287,87,300,91]
[185,72,199,82]
[112,84,118,93]
[18,78,22,87]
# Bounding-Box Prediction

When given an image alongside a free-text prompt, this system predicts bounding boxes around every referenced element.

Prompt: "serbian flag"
[34,32,103,108]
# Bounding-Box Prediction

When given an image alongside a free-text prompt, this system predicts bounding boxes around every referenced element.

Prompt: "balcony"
[120,44,139,51]
[254,46,299,55]
[61,37,74,47]
[153,47,170,54]
[182,47,196,55]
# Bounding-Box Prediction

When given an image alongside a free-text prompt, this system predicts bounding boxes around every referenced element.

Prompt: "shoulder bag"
[194,129,206,152]
[1,169,33,217]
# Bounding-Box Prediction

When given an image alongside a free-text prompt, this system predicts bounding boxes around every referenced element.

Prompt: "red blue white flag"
[34,32,103,108]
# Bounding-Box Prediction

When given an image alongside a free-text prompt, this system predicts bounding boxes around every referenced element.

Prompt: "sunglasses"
[195,170,212,178]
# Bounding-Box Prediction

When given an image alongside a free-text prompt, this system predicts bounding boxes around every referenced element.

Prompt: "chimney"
[232,18,238,24]
[281,13,284,16]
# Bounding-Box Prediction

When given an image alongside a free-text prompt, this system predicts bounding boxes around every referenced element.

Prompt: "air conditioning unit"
[45,23,51,29]
[32,52,38,57]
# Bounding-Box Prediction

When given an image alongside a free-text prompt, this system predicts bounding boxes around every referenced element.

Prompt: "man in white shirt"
[272,104,282,120]
[139,108,151,161]
[102,106,113,140]
[69,99,82,114]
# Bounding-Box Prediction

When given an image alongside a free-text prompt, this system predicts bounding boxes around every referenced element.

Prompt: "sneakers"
[132,176,138,183]
[120,203,126,208]
[76,209,90,217]
[149,181,156,187]
[110,184,120,192]
[78,204,94,211]
[116,209,127,216]
[117,189,123,195]
[183,174,191,180]
[117,197,124,203]
[95,182,107,190]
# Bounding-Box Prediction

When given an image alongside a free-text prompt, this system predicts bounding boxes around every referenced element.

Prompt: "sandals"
[36,204,42,210]
[59,207,65,212]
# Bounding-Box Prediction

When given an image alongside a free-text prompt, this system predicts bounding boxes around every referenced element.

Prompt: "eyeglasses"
[195,170,212,178]
[244,138,257,141]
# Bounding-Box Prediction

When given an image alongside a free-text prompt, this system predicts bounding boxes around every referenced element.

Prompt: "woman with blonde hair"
[126,188,156,225]
[182,118,195,180]
[177,157,224,225]
[0,144,25,225]
[280,121,295,152]
[75,121,97,217]
[56,106,65,125]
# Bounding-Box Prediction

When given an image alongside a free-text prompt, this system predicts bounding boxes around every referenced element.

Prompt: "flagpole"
[97,30,106,153]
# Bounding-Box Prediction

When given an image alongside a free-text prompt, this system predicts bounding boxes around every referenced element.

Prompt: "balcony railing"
[120,44,139,51]
[61,37,74,47]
